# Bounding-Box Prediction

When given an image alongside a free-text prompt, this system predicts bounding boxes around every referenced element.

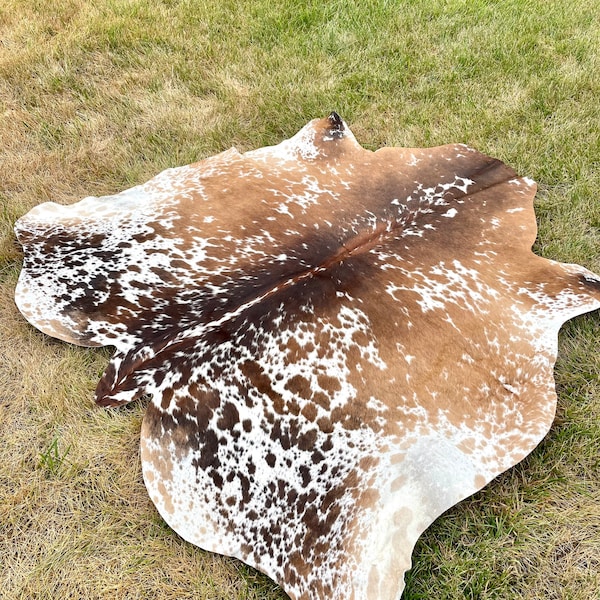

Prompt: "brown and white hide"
[14,114,600,600]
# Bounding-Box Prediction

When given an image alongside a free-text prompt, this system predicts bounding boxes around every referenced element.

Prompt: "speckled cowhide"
[14,113,600,599]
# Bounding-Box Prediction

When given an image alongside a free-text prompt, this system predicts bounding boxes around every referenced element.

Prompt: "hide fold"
[14,114,600,600]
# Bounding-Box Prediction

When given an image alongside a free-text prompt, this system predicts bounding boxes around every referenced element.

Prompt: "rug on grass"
[15,113,600,599]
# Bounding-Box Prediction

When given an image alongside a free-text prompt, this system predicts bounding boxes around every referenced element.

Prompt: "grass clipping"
[1,1,599,599]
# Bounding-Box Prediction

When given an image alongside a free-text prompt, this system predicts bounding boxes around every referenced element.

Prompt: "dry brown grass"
[1,0,599,599]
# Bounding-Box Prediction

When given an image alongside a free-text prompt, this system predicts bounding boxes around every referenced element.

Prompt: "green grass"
[1,0,599,598]
[38,436,73,478]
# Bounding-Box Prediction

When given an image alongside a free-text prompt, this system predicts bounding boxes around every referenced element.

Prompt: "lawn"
[1,0,599,598]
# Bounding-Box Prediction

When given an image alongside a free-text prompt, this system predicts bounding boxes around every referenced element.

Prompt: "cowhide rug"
[14,113,600,599]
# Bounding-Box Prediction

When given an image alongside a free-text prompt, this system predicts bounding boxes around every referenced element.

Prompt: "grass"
[38,436,73,478]
[1,0,599,598]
